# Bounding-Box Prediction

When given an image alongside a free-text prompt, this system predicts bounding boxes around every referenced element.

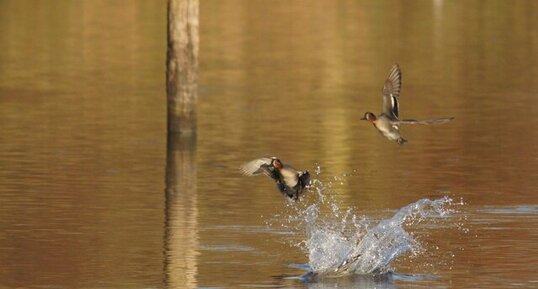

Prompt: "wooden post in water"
[166,0,199,134]
[164,1,199,287]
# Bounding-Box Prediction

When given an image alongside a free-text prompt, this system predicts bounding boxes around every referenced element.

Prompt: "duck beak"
[360,116,367,120]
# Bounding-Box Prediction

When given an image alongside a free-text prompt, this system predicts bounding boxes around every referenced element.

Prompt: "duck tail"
[299,170,311,186]
[397,137,408,145]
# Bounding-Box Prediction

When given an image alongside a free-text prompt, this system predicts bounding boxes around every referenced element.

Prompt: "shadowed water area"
[0,1,537,288]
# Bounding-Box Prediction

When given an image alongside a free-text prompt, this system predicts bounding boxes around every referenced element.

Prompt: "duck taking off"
[361,64,454,145]
[240,157,310,200]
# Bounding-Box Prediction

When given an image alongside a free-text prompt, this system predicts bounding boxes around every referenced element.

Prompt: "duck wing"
[239,157,274,176]
[397,117,454,125]
[382,64,402,119]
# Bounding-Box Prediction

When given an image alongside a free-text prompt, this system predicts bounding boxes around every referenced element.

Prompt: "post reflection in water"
[163,133,198,289]
[301,273,396,289]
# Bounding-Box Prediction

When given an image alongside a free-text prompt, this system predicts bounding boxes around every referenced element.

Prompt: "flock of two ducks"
[240,64,454,200]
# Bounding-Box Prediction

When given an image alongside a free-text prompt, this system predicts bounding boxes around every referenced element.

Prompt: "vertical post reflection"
[164,133,198,289]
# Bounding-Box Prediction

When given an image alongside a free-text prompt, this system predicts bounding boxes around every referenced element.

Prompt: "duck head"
[271,158,283,170]
[360,112,377,122]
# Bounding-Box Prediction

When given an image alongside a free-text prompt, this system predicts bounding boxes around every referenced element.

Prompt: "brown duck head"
[271,158,283,170]
[360,112,377,122]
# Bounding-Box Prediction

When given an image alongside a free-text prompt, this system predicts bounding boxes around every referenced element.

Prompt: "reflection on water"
[479,205,538,215]
[302,272,396,289]
[0,1,537,289]
[164,134,198,289]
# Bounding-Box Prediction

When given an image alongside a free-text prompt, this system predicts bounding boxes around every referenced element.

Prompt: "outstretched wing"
[382,64,402,119]
[397,117,454,125]
[239,157,273,176]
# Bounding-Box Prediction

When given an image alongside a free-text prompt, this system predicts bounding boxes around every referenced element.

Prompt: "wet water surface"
[1,1,537,289]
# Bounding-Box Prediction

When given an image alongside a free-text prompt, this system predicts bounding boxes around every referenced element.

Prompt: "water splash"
[314,197,453,276]
[269,168,460,277]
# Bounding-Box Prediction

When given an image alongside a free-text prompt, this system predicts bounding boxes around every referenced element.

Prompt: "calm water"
[1,1,537,288]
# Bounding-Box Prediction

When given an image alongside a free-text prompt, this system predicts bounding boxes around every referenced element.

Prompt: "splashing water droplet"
[267,171,462,277]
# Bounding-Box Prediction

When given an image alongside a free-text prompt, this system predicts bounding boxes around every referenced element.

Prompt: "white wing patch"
[391,94,399,118]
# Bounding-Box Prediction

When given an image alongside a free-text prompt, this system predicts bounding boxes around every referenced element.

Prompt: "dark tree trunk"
[166,0,199,134]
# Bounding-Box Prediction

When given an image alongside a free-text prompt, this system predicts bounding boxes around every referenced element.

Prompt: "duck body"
[240,157,310,200]
[371,113,407,145]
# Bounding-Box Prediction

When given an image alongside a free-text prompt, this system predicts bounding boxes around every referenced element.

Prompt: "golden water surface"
[0,1,537,288]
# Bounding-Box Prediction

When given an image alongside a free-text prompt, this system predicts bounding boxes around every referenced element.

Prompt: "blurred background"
[0,1,537,288]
